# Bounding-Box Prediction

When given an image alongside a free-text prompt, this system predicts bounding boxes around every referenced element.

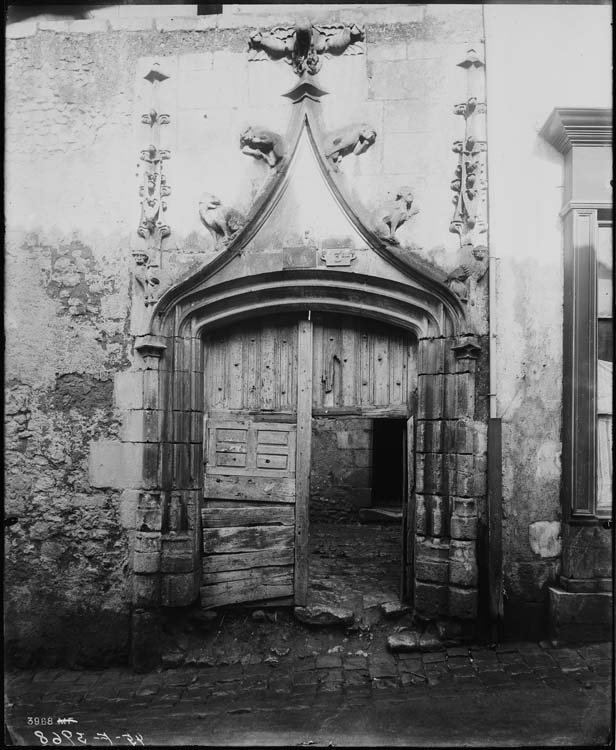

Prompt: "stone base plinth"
[549,586,613,643]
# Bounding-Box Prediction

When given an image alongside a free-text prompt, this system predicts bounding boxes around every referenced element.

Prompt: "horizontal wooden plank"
[215,452,247,468]
[206,466,296,479]
[204,564,293,585]
[201,582,294,609]
[256,444,288,456]
[202,548,294,573]
[257,430,290,445]
[204,474,295,503]
[256,454,288,470]
[202,504,294,527]
[215,442,247,454]
[214,428,248,442]
[207,410,296,423]
[312,406,410,417]
[203,525,293,554]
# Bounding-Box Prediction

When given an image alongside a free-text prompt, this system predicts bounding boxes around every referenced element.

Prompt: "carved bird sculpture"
[198,193,246,248]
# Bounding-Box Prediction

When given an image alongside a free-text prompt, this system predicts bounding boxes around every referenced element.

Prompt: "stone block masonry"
[413,336,488,624]
[310,418,373,523]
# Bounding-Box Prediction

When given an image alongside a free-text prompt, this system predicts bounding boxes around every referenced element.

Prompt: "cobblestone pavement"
[5,641,613,746]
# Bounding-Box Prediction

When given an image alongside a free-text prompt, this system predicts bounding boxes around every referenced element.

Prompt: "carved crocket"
[198,193,246,248]
[378,187,420,244]
[240,126,286,167]
[324,123,377,169]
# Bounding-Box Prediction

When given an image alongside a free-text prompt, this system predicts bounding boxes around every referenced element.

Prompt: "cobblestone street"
[6,641,613,746]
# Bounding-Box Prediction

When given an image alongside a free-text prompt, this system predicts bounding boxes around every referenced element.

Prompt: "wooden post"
[295,319,312,605]
[401,416,415,601]
[487,416,503,640]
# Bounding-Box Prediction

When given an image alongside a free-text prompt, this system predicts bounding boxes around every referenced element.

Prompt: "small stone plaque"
[319,248,357,267]
[282,245,317,269]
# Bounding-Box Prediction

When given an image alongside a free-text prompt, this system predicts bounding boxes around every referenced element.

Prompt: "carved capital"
[134,335,167,358]
[452,335,482,360]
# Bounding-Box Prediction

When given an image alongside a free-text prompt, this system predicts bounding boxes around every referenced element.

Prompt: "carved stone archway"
[128,83,487,668]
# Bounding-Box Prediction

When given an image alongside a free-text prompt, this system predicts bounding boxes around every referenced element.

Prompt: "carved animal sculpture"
[198,193,246,247]
[240,127,286,167]
[317,23,363,55]
[324,124,377,169]
[446,242,489,301]
[379,187,420,244]
[446,263,472,301]
[249,28,293,59]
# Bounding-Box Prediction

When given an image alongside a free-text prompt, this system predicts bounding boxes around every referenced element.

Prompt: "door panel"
[201,417,296,608]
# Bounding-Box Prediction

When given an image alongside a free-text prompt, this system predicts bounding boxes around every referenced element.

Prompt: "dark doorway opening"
[371,418,406,509]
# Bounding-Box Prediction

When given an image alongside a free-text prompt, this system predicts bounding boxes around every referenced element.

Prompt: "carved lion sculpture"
[324,123,377,169]
[379,187,420,244]
[240,126,286,168]
[446,242,489,302]
[198,193,246,248]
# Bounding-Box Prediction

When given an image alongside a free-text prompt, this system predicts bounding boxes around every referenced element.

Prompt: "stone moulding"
[539,107,612,152]
[151,103,464,336]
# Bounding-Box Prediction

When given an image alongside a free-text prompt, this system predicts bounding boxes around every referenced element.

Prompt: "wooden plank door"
[401,416,415,601]
[201,417,297,608]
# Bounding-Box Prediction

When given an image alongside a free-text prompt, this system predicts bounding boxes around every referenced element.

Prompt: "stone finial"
[323,123,377,170]
[240,126,286,167]
[457,48,485,69]
[143,62,170,83]
[198,193,246,249]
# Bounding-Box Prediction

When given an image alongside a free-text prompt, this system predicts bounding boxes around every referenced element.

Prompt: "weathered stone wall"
[310,418,373,523]
[6,4,488,665]
[484,4,612,638]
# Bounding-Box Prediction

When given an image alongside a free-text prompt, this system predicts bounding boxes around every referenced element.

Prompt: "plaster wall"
[484,4,612,635]
[5,4,486,665]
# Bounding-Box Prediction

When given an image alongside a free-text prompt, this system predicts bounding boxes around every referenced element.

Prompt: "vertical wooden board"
[279,328,290,410]
[360,325,371,406]
[374,333,389,406]
[295,319,312,605]
[488,417,504,636]
[391,335,403,405]
[333,322,343,407]
[322,323,336,409]
[341,325,357,406]
[227,333,243,410]
[245,330,258,411]
[311,321,323,408]
[402,415,416,602]
[260,326,275,410]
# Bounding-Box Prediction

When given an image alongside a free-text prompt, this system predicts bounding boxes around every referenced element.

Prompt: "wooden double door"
[201,313,416,609]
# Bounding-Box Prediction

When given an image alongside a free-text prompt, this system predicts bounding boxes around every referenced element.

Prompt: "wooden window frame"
[540,108,612,522]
